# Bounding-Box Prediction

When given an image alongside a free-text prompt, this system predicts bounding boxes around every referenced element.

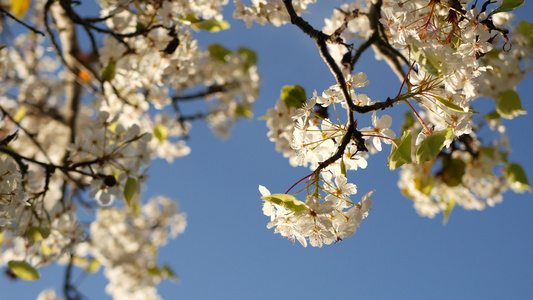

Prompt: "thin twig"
[0,7,45,36]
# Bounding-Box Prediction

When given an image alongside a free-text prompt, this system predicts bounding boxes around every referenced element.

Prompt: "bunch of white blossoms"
[82,196,186,300]
[1,0,258,295]
[99,0,260,140]
[260,185,373,248]
[0,157,27,227]
[262,73,397,246]
[233,0,318,28]
[254,0,531,242]
[67,111,153,206]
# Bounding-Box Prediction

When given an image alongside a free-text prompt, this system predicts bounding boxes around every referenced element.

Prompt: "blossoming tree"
[0,0,531,299]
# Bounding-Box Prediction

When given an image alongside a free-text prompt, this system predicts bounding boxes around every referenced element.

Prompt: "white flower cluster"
[0,157,27,227]
[0,0,257,295]
[99,0,260,140]
[260,185,373,248]
[32,196,186,300]
[258,0,531,234]
[397,115,513,219]
[68,111,152,206]
[233,0,317,27]
[83,196,186,299]
[262,73,397,246]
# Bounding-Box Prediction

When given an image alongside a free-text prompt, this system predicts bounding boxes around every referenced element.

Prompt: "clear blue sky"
[2,1,532,299]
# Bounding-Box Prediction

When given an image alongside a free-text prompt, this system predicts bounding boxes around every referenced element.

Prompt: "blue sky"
[2,1,532,299]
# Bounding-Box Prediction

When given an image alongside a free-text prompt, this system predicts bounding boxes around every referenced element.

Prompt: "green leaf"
[410,40,441,76]
[280,85,307,109]
[196,20,230,32]
[8,261,40,281]
[415,171,434,196]
[504,163,531,193]
[443,198,456,225]
[433,95,465,113]
[442,158,466,187]
[161,264,178,282]
[517,20,533,48]
[401,112,416,132]
[207,44,232,63]
[72,256,100,273]
[261,194,307,212]
[102,60,116,81]
[235,104,253,119]
[124,177,137,206]
[153,124,168,142]
[495,90,526,119]
[388,130,412,171]
[237,47,257,66]
[13,106,27,123]
[340,158,347,176]
[25,227,51,243]
[415,128,453,164]
[87,259,101,273]
[484,110,500,122]
[179,14,201,24]
[492,0,524,14]
[135,22,146,34]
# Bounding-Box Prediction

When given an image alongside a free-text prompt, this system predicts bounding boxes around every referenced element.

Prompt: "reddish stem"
[285,173,314,195]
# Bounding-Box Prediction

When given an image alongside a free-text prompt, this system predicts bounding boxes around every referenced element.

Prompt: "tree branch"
[367,0,408,81]
[0,7,45,36]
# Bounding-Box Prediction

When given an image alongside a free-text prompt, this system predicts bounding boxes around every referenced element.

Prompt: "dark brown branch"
[0,146,94,180]
[172,84,229,102]
[281,0,400,174]
[315,124,355,174]
[367,0,408,81]
[63,252,82,300]
[351,33,378,67]
[0,7,45,36]
[0,105,55,164]
[282,0,336,43]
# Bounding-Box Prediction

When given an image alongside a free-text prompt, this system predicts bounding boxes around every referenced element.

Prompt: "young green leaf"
[196,20,230,32]
[87,259,101,273]
[517,20,533,48]
[207,44,232,62]
[415,128,452,164]
[443,198,456,225]
[280,85,307,109]
[124,177,137,206]
[162,264,178,282]
[340,158,347,176]
[410,41,441,76]
[8,260,40,281]
[102,60,116,81]
[153,124,168,142]
[25,227,51,243]
[495,90,526,119]
[261,194,307,212]
[179,14,201,24]
[504,163,531,193]
[388,130,412,171]
[492,0,524,14]
[401,112,416,132]
[442,158,466,187]
[13,106,27,123]
[235,104,253,119]
[237,47,257,66]
[433,95,466,113]
[415,171,434,196]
